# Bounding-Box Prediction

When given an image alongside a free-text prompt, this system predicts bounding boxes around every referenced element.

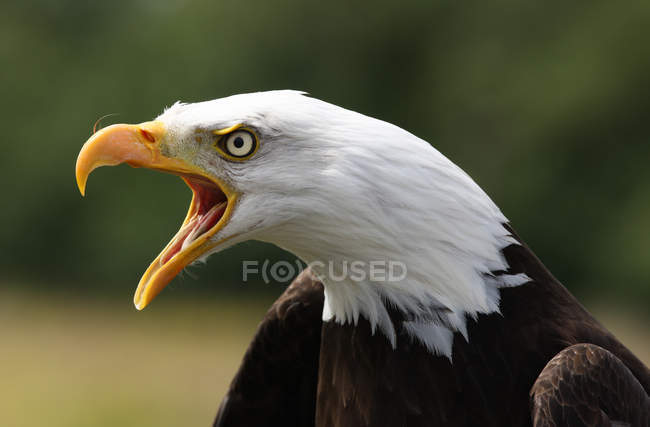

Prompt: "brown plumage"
[213,271,324,427]
[530,344,649,426]
[214,229,649,426]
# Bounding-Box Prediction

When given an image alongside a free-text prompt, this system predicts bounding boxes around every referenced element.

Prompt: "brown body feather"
[530,344,649,426]
[214,229,649,426]
[213,271,324,427]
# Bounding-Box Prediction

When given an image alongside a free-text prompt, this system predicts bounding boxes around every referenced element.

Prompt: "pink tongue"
[161,222,195,265]
[196,203,226,235]
[160,202,228,265]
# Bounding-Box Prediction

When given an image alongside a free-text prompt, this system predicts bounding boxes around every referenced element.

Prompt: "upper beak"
[76,121,235,310]
[76,121,194,196]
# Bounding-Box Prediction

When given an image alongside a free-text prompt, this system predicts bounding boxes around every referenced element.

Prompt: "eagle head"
[77,91,383,309]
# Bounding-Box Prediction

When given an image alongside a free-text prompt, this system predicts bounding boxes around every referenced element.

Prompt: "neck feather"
[265,112,530,358]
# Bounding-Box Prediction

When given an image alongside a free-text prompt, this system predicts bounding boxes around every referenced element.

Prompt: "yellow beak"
[76,121,236,310]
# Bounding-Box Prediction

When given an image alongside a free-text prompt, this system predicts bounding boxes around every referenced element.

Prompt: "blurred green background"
[1,1,648,425]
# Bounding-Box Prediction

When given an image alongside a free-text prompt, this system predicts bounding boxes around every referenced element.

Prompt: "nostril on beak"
[139,128,156,143]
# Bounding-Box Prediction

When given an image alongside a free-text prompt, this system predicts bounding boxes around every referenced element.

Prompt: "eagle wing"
[213,269,324,427]
[530,343,650,427]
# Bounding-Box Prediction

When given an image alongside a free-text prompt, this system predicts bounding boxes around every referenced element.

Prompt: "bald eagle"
[76,91,649,426]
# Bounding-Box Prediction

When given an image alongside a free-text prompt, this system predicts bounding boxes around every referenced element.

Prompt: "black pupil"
[233,136,245,149]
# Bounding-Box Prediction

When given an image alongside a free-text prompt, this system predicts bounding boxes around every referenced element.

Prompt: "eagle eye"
[214,128,258,161]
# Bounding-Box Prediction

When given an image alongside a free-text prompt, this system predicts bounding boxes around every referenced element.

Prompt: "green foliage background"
[1,0,649,306]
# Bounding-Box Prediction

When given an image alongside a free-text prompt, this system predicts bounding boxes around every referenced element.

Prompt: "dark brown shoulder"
[214,269,324,427]
[501,225,650,393]
[530,343,650,427]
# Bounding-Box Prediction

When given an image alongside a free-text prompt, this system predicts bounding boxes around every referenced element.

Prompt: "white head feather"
[156,90,529,358]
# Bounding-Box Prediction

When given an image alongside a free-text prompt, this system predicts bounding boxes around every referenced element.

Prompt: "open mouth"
[75,120,238,310]
[132,174,235,310]
[158,176,228,266]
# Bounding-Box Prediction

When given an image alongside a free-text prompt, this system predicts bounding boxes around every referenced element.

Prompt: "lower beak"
[76,121,236,309]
